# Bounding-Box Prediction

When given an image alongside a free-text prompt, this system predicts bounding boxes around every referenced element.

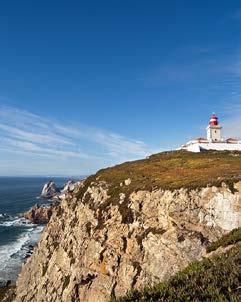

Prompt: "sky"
[0,0,241,176]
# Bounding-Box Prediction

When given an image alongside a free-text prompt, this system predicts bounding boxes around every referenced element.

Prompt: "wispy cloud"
[0,105,151,167]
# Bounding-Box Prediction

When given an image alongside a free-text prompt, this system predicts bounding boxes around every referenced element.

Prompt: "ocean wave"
[0,217,35,227]
[0,225,44,282]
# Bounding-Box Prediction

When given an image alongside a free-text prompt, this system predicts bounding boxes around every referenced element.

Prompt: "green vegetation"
[207,228,241,253]
[77,151,241,201]
[76,150,241,228]
[110,242,241,302]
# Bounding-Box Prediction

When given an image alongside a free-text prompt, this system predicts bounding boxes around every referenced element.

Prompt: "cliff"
[14,151,241,302]
[113,228,241,301]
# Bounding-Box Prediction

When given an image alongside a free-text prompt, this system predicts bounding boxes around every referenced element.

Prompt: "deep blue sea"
[0,176,78,285]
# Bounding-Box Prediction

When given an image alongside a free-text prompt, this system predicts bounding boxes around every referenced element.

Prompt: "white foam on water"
[0,217,35,227]
[0,224,44,282]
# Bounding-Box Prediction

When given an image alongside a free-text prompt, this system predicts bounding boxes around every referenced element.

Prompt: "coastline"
[0,177,82,287]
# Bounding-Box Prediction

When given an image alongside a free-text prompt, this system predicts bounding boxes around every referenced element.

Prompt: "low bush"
[206,227,241,253]
[111,243,241,302]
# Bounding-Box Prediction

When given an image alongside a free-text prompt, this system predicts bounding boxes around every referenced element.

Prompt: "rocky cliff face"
[14,179,241,302]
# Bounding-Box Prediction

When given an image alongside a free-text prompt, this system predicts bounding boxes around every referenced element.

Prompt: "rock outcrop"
[57,181,84,201]
[23,203,60,224]
[14,182,241,302]
[61,181,77,194]
[41,181,58,199]
[41,180,81,201]
[14,151,241,302]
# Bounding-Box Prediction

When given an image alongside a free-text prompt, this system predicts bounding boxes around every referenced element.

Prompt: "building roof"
[226,138,239,142]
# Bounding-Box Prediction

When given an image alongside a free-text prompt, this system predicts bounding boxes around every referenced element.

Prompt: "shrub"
[111,243,241,302]
[206,228,241,253]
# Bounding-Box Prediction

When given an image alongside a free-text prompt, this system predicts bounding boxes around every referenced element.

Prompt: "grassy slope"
[76,150,241,226]
[79,150,241,196]
[76,151,241,302]
[111,229,241,302]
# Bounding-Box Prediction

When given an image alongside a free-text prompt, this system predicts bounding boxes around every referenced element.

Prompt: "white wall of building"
[181,115,241,153]
[185,142,241,153]
[206,125,222,142]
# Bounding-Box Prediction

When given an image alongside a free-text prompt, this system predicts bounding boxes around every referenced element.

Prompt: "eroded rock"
[14,182,241,302]
[41,181,58,199]
[23,203,60,224]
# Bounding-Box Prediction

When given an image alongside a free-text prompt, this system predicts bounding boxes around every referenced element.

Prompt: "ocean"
[0,176,77,286]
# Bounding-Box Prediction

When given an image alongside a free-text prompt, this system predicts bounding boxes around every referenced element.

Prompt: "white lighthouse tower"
[181,114,241,152]
[206,114,222,142]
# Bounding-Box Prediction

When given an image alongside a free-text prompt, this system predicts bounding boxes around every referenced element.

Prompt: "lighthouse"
[206,114,222,142]
[180,114,241,152]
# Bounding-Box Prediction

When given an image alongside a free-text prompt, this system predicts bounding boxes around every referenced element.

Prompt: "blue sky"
[0,0,241,176]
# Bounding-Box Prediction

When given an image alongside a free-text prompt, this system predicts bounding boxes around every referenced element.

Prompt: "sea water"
[0,176,75,285]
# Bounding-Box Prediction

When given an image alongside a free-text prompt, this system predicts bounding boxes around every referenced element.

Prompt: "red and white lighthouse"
[206,114,222,142]
[181,113,241,152]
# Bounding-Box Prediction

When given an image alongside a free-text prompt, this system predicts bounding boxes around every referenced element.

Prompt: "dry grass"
[77,150,241,201]
[75,150,241,228]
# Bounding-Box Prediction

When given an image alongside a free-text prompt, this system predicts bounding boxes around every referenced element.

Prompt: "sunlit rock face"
[23,203,60,224]
[41,181,58,199]
[14,181,241,302]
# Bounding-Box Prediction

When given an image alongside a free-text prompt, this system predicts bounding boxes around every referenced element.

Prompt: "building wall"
[185,142,241,153]
[207,126,222,142]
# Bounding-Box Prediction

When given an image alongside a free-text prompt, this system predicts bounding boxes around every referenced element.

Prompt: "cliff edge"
[14,151,241,302]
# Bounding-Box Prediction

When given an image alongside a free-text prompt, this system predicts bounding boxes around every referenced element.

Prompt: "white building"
[181,114,241,152]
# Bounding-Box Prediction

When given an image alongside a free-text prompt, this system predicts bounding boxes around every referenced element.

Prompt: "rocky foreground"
[11,151,241,301]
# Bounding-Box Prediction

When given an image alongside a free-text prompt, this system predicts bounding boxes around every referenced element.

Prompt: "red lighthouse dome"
[209,114,218,126]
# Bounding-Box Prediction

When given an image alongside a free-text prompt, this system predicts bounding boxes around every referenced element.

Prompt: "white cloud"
[0,123,73,146]
[0,105,152,173]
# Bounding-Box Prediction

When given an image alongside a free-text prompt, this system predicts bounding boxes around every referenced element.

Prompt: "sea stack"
[41,181,58,199]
